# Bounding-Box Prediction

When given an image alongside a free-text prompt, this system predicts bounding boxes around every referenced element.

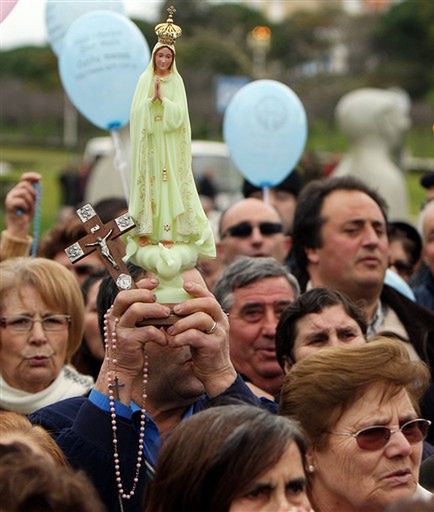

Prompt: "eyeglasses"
[75,264,100,276]
[0,315,71,332]
[221,221,283,239]
[389,260,413,277]
[329,418,431,451]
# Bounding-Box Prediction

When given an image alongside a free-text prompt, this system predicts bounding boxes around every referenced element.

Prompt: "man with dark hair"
[214,256,299,398]
[275,288,367,372]
[31,264,273,511]
[291,176,434,373]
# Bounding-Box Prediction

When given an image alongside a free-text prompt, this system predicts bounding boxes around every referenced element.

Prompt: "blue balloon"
[223,80,308,187]
[45,0,126,56]
[59,11,150,131]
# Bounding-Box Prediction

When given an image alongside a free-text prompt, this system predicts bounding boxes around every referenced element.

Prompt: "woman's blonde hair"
[279,336,430,449]
[0,411,67,466]
[0,257,84,360]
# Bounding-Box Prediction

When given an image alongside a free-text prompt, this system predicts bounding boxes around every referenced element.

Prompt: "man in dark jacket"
[290,176,434,372]
[30,265,274,512]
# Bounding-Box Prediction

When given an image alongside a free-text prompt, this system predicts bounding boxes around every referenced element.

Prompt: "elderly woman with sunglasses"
[0,257,93,414]
[279,337,433,512]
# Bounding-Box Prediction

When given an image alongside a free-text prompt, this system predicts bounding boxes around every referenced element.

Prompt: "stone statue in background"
[333,88,410,220]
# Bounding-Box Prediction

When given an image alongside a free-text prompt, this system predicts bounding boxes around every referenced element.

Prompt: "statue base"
[125,239,200,325]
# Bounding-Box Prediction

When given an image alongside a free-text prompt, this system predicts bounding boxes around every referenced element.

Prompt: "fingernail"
[184,281,193,290]
[167,326,174,335]
[150,278,158,285]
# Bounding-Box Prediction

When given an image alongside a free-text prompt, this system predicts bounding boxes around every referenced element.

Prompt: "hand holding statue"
[95,269,236,406]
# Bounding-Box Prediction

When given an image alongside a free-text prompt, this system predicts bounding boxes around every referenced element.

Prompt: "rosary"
[104,306,149,509]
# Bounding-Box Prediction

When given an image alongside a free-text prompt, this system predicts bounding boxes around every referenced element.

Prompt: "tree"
[0,46,59,88]
[373,0,434,98]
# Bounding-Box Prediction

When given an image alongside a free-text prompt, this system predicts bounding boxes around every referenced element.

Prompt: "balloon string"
[31,181,42,257]
[262,186,270,204]
[110,129,130,201]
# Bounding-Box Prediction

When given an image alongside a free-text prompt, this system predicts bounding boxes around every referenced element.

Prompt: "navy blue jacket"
[30,376,276,512]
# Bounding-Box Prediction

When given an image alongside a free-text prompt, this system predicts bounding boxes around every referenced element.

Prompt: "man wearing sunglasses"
[217,198,291,266]
[242,170,304,236]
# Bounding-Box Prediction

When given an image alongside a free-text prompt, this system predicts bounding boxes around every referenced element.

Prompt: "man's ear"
[305,247,320,264]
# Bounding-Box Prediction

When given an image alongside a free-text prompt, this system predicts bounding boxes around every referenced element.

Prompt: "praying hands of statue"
[152,77,162,103]
[95,272,236,406]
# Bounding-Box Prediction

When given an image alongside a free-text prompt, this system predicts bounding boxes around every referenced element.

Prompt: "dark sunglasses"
[221,221,283,239]
[330,418,431,451]
[75,264,99,276]
[389,260,413,276]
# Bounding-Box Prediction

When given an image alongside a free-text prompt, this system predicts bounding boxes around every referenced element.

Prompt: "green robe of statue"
[127,43,215,261]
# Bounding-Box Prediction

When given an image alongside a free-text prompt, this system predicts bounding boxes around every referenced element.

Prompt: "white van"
[83,136,242,209]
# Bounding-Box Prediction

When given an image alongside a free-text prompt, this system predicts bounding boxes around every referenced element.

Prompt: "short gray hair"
[214,256,300,311]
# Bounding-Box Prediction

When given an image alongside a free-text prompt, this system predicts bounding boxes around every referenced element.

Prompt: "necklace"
[104,307,148,503]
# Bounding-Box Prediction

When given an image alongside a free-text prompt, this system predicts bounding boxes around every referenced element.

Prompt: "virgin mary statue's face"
[154,47,173,75]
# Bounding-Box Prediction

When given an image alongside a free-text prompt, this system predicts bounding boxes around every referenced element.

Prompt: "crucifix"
[108,376,125,401]
[65,203,137,290]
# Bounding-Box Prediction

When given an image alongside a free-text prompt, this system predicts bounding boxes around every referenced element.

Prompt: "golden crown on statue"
[155,6,182,45]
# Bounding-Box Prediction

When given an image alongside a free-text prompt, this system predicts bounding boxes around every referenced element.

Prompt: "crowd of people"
[1,163,433,511]
[1,9,433,512]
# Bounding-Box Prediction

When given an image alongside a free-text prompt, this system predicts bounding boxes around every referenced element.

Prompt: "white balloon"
[45,0,126,56]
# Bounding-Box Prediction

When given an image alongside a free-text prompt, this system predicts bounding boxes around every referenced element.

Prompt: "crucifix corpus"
[65,203,136,291]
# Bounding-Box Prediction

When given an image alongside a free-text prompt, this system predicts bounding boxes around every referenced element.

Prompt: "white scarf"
[414,483,433,501]
[0,364,94,414]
